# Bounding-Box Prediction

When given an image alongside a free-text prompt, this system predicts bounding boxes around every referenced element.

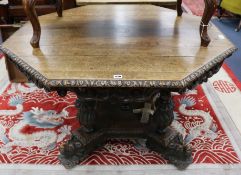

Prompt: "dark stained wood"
[9,5,57,17]
[0,29,2,43]
[22,0,41,48]
[1,6,236,169]
[0,1,9,24]
[56,0,63,17]
[236,20,241,32]
[59,89,192,169]
[9,0,54,5]
[200,0,217,47]
[8,0,76,21]
[21,0,66,48]
[177,0,182,16]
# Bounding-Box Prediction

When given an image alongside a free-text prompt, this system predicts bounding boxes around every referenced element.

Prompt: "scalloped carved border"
[0,46,237,92]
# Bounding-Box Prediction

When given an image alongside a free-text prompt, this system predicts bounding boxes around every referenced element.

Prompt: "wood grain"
[3,5,235,82]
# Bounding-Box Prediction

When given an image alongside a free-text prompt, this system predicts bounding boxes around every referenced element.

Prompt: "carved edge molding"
[0,46,237,92]
[0,46,50,91]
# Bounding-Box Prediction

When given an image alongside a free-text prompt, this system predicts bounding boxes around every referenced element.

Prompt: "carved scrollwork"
[0,46,237,90]
[146,127,192,170]
[59,129,106,169]
[59,132,90,169]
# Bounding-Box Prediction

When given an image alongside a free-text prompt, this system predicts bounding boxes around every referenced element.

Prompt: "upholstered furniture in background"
[218,0,241,32]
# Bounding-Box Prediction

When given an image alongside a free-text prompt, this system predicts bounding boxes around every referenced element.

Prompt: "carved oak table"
[0,5,236,169]
[22,0,217,48]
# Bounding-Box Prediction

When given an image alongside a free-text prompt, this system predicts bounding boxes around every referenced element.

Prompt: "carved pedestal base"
[59,126,192,169]
[58,89,192,169]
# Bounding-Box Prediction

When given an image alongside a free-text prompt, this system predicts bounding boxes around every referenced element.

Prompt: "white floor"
[1,164,241,175]
[208,68,241,135]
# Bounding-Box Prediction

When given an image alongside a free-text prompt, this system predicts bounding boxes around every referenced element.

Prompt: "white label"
[218,34,225,39]
[113,74,123,79]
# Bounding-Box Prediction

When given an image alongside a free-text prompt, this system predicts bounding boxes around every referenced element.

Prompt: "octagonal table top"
[0,5,237,89]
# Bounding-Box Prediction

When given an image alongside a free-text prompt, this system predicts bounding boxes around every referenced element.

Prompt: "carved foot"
[59,96,102,169]
[200,0,217,47]
[147,127,192,169]
[22,0,41,48]
[147,91,192,169]
[177,0,183,16]
[58,154,80,169]
[56,0,63,17]
[59,130,105,169]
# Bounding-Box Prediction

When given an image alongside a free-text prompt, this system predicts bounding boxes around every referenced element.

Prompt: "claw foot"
[147,127,192,169]
[58,154,80,169]
[58,133,88,169]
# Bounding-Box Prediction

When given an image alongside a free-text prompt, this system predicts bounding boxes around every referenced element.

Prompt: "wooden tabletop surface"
[2,5,235,83]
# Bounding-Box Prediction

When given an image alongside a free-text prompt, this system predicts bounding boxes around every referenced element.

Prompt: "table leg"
[58,89,192,169]
[200,0,217,47]
[146,91,192,169]
[59,98,106,169]
[177,0,183,16]
[235,19,241,32]
[217,0,223,19]
[22,0,63,48]
[56,0,63,17]
[59,129,106,169]
[22,0,41,48]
